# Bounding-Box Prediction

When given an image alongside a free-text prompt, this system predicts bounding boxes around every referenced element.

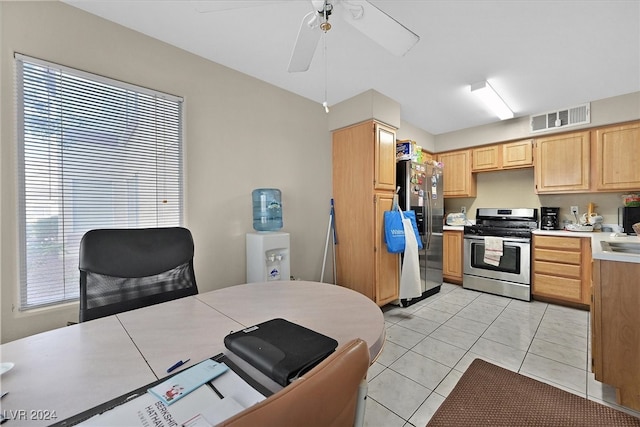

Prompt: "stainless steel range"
[463,208,538,301]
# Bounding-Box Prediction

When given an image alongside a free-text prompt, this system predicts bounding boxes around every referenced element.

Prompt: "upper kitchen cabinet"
[502,139,533,169]
[594,121,640,191]
[535,131,590,193]
[332,120,399,306]
[374,123,397,191]
[438,150,477,198]
[471,145,500,171]
[422,149,434,164]
[471,140,534,172]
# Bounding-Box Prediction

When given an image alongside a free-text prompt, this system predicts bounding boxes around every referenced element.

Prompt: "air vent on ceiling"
[530,103,590,133]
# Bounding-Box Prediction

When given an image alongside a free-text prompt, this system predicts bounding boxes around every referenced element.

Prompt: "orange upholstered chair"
[217,338,370,427]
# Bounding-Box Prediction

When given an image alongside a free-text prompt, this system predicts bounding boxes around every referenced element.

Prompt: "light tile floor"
[363,282,640,427]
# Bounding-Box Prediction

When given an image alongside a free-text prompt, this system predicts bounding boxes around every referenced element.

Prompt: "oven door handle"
[463,235,531,244]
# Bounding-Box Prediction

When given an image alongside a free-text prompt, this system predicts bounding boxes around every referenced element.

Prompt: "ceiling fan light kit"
[470,80,514,120]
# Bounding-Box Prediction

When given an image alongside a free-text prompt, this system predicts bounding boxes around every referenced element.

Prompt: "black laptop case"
[223,318,339,387]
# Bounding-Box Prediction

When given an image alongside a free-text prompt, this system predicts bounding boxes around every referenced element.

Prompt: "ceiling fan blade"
[288,11,322,72]
[339,0,419,56]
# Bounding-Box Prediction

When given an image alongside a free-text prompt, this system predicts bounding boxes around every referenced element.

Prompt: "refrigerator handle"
[427,167,436,250]
[426,190,432,250]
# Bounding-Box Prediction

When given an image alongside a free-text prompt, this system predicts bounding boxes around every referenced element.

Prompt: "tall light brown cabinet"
[332,120,399,306]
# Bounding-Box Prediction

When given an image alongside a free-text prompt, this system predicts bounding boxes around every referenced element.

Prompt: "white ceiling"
[63,0,640,135]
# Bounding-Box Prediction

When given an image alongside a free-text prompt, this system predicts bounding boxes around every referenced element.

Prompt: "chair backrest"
[219,338,370,427]
[79,227,197,322]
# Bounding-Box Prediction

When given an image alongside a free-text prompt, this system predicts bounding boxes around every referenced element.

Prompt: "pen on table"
[167,358,190,373]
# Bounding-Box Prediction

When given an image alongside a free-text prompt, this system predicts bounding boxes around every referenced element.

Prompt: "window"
[16,54,184,310]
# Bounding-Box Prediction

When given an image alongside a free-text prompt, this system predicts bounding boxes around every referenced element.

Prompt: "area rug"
[426,358,640,427]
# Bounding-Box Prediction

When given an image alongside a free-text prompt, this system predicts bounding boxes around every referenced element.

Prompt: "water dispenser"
[246,232,290,283]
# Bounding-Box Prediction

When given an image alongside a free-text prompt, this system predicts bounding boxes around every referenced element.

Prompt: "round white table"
[0,281,385,426]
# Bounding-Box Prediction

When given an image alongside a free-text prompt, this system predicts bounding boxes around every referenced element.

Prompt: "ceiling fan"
[288,0,420,72]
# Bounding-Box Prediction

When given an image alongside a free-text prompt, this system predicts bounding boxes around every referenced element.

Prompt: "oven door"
[463,235,531,285]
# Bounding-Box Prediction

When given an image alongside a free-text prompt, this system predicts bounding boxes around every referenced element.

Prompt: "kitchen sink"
[600,241,640,255]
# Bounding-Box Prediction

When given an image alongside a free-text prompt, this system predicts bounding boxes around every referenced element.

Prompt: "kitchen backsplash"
[444,168,628,227]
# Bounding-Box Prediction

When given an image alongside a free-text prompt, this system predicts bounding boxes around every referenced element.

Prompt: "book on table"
[223,318,339,387]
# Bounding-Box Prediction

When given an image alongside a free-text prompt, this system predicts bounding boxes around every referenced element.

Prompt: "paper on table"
[78,363,266,426]
[213,362,266,409]
[78,383,220,426]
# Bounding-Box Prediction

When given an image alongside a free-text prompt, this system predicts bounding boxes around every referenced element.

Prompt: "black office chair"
[79,227,198,322]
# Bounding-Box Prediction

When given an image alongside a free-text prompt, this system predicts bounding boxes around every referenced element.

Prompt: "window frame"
[15,53,185,311]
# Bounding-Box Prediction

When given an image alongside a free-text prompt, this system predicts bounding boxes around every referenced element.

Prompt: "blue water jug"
[252,188,283,232]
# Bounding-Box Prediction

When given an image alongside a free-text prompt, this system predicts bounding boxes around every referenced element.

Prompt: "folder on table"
[224,318,338,387]
[147,359,228,405]
[52,354,271,426]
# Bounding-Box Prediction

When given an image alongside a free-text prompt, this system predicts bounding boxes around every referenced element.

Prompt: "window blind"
[16,54,184,310]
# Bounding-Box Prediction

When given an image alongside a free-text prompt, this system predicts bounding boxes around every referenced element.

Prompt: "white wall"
[397,120,436,153]
[0,2,332,342]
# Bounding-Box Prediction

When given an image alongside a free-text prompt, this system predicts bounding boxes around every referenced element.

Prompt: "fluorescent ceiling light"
[470,81,514,120]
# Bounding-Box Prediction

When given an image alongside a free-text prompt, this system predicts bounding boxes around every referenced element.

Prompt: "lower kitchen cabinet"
[443,230,463,284]
[592,259,640,411]
[532,235,591,307]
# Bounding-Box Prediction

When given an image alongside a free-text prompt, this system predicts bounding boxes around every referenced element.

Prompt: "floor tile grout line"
[374,286,640,425]
[515,302,548,373]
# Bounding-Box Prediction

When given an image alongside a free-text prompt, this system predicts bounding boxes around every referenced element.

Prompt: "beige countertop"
[443,225,465,231]
[533,229,596,238]
[590,233,640,263]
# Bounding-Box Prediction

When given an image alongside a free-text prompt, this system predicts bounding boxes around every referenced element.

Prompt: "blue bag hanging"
[384,209,405,253]
[403,210,424,250]
[384,205,423,253]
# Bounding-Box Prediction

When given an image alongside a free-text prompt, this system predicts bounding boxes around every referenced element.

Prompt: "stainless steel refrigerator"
[396,160,444,307]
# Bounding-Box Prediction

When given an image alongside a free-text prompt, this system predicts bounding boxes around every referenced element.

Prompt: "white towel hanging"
[399,211,421,299]
[483,236,503,266]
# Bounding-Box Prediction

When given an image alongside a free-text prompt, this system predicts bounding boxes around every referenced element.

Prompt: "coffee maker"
[540,207,561,230]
